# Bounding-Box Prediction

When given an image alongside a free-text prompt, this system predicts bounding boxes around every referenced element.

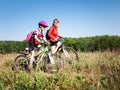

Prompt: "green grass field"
[0,52,120,90]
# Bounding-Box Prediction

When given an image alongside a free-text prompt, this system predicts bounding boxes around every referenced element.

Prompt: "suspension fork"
[62,46,70,58]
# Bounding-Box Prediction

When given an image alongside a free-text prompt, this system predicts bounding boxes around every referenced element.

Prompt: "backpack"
[46,29,50,40]
[26,31,35,42]
[46,29,54,40]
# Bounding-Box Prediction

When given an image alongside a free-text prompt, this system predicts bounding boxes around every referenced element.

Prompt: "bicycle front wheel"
[12,54,29,72]
[59,47,78,65]
[44,52,63,73]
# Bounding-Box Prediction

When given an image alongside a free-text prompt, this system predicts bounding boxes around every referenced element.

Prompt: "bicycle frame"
[52,38,72,60]
[34,46,49,64]
[35,47,48,57]
[54,41,65,53]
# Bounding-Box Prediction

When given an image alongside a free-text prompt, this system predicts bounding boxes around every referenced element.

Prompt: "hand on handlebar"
[54,36,63,41]
[44,41,50,46]
[59,36,62,38]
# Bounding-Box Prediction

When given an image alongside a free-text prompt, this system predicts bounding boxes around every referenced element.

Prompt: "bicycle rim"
[44,53,62,73]
[12,54,29,71]
[59,47,78,65]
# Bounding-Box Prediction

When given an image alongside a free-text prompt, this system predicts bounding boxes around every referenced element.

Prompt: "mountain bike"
[12,38,78,73]
[45,38,79,73]
[12,43,50,72]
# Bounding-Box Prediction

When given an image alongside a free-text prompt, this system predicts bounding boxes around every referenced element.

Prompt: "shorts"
[29,42,38,51]
[50,41,58,46]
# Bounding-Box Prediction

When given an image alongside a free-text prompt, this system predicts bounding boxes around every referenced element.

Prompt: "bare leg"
[27,50,35,71]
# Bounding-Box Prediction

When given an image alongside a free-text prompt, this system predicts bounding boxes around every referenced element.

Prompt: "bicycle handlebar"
[39,37,64,46]
[57,37,64,43]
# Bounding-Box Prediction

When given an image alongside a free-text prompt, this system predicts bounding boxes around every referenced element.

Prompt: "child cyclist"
[28,20,48,70]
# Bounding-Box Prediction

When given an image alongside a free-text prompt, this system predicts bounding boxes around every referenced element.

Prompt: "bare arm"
[34,35,40,42]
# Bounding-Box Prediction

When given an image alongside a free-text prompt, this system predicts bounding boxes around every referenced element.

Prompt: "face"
[54,20,59,26]
[39,26,46,31]
[41,26,45,30]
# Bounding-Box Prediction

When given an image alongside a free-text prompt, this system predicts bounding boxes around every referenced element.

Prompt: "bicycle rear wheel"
[12,54,29,72]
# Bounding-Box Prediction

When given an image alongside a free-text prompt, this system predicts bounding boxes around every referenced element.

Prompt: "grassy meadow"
[0,52,120,90]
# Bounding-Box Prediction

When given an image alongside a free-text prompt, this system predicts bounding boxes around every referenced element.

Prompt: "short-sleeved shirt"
[30,30,44,45]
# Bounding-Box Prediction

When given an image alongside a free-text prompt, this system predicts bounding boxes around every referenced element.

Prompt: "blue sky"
[0,0,120,40]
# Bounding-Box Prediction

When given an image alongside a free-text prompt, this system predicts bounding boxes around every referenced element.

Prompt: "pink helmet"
[38,21,48,28]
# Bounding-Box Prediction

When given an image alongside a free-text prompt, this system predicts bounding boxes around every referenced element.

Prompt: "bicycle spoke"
[12,54,29,71]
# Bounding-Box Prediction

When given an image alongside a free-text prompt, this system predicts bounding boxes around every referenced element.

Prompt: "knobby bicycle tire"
[65,47,78,60]
[12,54,29,71]
[58,46,79,65]
[44,47,79,73]
[44,52,62,73]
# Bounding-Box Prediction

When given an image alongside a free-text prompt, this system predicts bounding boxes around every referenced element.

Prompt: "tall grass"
[0,52,120,90]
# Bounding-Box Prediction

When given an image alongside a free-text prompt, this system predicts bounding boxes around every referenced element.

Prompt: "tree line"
[0,41,28,54]
[64,35,120,52]
[0,35,120,54]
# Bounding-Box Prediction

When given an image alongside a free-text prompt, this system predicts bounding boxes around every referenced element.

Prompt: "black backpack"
[46,29,50,40]
[46,29,55,40]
